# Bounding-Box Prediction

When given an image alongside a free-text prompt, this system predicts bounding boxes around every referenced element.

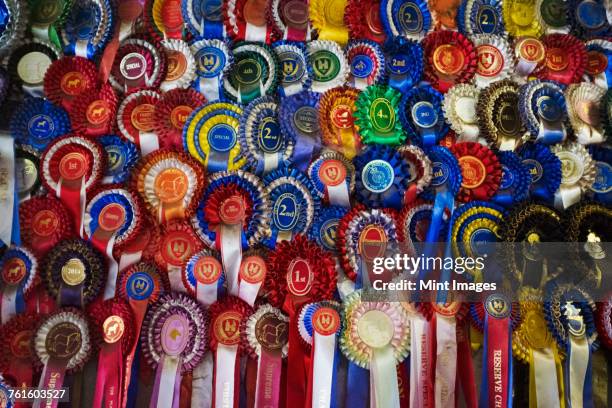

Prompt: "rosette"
[307,40,349,93]
[477,79,526,150]
[110,36,167,92]
[397,144,433,202]
[19,196,73,257]
[309,205,349,253]
[40,135,104,237]
[142,293,207,408]
[237,250,269,305]
[398,200,445,256]
[0,313,42,388]
[381,0,432,40]
[239,96,293,175]
[308,150,355,207]
[223,41,279,103]
[519,80,568,144]
[183,249,225,306]
[450,142,502,202]
[422,30,477,93]
[309,0,349,44]
[587,145,612,204]
[133,149,205,223]
[491,151,532,207]
[503,0,542,37]
[10,97,71,152]
[44,57,99,110]
[513,36,546,78]
[68,83,118,137]
[354,145,410,209]
[536,34,587,84]
[457,0,505,35]
[345,0,386,43]
[346,40,386,89]
[278,91,321,170]
[98,134,139,184]
[268,0,311,41]
[116,89,162,156]
[383,37,424,93]
[353,84,405,146]
[535,0,569,33]
[596,292,612,349]
[29,0,72,45]
[7,39,60,96]
[115,0,144,40]
[153,88,207,151]
[190,39,233,102]
[339,290,410,407]
[223,0,277,43]
[0,0,26,54]
[583,39,612,89]
[472,34,514,88]
[144,0,185,41]
[15,146,42,201]
[518,142,562,202]
[568,0,611,38]
[160,39,197,91]
[182,0,225,39]
[61,0,114,59]
[442,84,480,142]
[318,87,361,159]
[565,82,606,144]
[399,83,448,146]
[0,247,36,324]
[33,309,91,407]
[272,41,311,97]
[551,142,597,209]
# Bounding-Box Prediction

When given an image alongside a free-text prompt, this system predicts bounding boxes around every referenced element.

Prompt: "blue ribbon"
[399,84,448,147]
[0,248,33,313]
[10,97,71,152]
[11,187,20,246]
[568,0,612,38]
[381,0,431,39]
[183,0,224,39]
[99,135,140,184]
[309,206,349,254]
[383,37,423,93]
[519,80,567,144]
[86,192,135,240]
[586,44,612,88]
[63,0,114,59]
[458,0,504,35]
[491,151,531,207]
[0,0,8,34]
[185,253,226,297]
[126,341,141,408]
[517,142,562,203]
[272,41,312,98]
[588,145,612,205]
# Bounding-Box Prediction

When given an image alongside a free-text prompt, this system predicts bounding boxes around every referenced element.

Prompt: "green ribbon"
[354,85,406,146]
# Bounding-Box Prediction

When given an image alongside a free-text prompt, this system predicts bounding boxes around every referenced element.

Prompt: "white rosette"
[565,82,606,145]
[442,84,481,142]
[222,42,278,103]
[472,34,514,88]
[142,158,199,218]
[584,39,612,89]
[551,142,597,209]
[307,40,349,93]
[535,0,570,34]
[160,39,196,92]
[109,38,164,92]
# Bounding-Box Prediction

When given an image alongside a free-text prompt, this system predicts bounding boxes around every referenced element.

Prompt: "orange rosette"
[319,86,362,159]
[429,0,461,30]
[117,89,162,156]
[450,141,502,203]
[43,56,100,110]
[536,34,587,85]
[345,0,386,44]
[68,83,118,138]
[153,88,207,150]
[0,313,43,388]
[422,30,477,93]
[19,196,74,258]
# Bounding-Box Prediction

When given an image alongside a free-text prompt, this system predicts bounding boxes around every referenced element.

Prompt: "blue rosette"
[399,84,448,147]
[567,0,611,39]
[182,0,225,39]
[183,249,226,301]
[584,40,612,88]
[272,41,312,98]
[309,206,350,253]
[519,80,568,144]
[98,135,140,184]
[421,146,462,201]
[399,200,449,255]
[383,37,423,93]
[457,0,505,36]
[62,0,115,59]
[10,97,71,152]
[190,39,233,102]
[381,0,432,40]
[517,142,563,202]
[353,145,410,209]
[0,246,37,321]
[297,300,342,348]
[84,188,140,247]
[587,144,612,205]
[346,40,387,90]
[491,151,532,207]
[279,91,322,171]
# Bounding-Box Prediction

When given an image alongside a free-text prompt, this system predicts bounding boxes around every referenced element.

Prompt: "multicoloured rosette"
[517,142,562,202]
[29,0,72,45]
[98,134,139,184]
[307,40,350,93]
[587,145,612,204]
[397,144,432,203]
[239,96,293,175]
[442,84,480,142]
[383,37,424,93]
[308,150,355,207]
[44,57,100,110]
[278,91,322,170]
[268,0,311,41]
[182,0,225,39]
[422,30,477,93]
[503,0,542,37]
[68,83,118,138]
[567,0,611,38]
[519,79,568,145]
[450,142,502,203]
[0,313,42,388]
[346,40,386,89]
[477,79,526,150]
[133,150,205,223]
[15,145,42,201]
[61,0,114,59]
[191,39,233,102]
[160,39,197,92]
[0,247,36,324]
[223,42,279,103]
[457,0,505,35]
[472,34,514,88]
[398,199,439,255]
[345,0,386,43]
[309,205,349,253]
[40,135,105,237]
[535,0,569,34]
[340,290,410,407]
[399,84,448,146]
[117,89,162,156]
[491,151,531,207]
[513,36,546,78]
[380,0,432,40]
[10,97,71,152]
[110,36,167,93]
[596,292,612,350]
[19,196,73,257]
[153,88,206,151]
[142,292,207,408]
[7,39,60,96]
[583,39,612,89]
[565,82,606,144]
[272,41,311,97]
[536,34,587,84]
[318,87,361,159]
[144,0,185,41]
[551,142,596,209]
[309,0,349,45]
[353,85,405,146]
[183,249,225,306]
[223,0,277,42]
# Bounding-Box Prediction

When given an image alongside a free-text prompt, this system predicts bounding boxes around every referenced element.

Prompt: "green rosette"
[353,85,406,146]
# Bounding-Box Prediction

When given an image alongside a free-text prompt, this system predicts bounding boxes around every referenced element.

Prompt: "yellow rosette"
[196,112,247,172]
[309,0,350,45]
[319,86,362,159]
[503,0,543,37]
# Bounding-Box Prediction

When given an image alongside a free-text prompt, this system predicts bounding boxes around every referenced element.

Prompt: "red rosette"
[44,56,100,110]
[470,299,521,332]
[596,292,612,349]
[450,142,501,203]
[117,261,168,304]
[110,36,167,92]
[208,295,254,353]
[397,145,432,204]
[204,184,254,233]
[422,31,477,93]
[345,0,385,44]
[19,196,74,258]
[114,213,162,261]
[144,0,185,42]
[536,34,586,85]
[0,313,43,386]
[224,0,278,43]
[154,220,204,270]
[417,300,470,322]
[153,88,207,150]
[68,83,118,137]
[267,0,310,41]
[117,89,162,150]
[88,298,136,356]
[439,129,457,148]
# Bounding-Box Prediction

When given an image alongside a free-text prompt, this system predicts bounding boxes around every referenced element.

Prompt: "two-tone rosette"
[568,0,611,38]
[457,0,505,35]
[160,39,196,92]
[268,0,311,41]
[68,83,118,138]
[29,0,72,45]
[142,293,207,408]
[318,87,361,159]
[245,303,289,408]
[383,37,424,93]
[536,34,587,84]
[110,36,167,93]
[587,145,612,204]
[518,143,562,201]
[7,39,60,96]
[551,142,597,208]
[44,57,100,110]
[223,42,279,103]
[566,82,606,144]
[239,96,293,175]
[354,145,410,209]
[340,290,410,408]
[144,0,185,41]
[272,41,311,97]
[353,85,405,146]
[89,299,135,408]
[307,40,349,93]
[19,196,73,257]
[41,135,104,237]
[15,146,42,202]
[397,145,432,203]
[442,84,480,142]
[10,97,71,152]
[345,0,386,43]
[519,79,568,145]
[477,79,525,150]
[182,0,225,39]
[33,310,91,408]
[183,249,225,306]
[61,0,114,59]
[0,313,42,388]
[117,89,162,156]
[133,149,205,223]
[513,36,546,78]
[279,91,321,170]
[190,39,232,101]
[535,0,569,34]
[399,83,448,146]
[596,292,612,350]
[0,247,36,323]
[223,0,276,42]
[583,39,612,89]
[422,30,477,92]
[472,34,514,88]
[503,0,542,37]
[491,151,531,207]
[98,135,139,184]
[308,150,355,207]
[208,296,253,408]
[309,205,350,254]
[380,0,432,40]
[309,0,349,45]
[346,40,386,90]
[153,88,207,150]
[450,142,502,202]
